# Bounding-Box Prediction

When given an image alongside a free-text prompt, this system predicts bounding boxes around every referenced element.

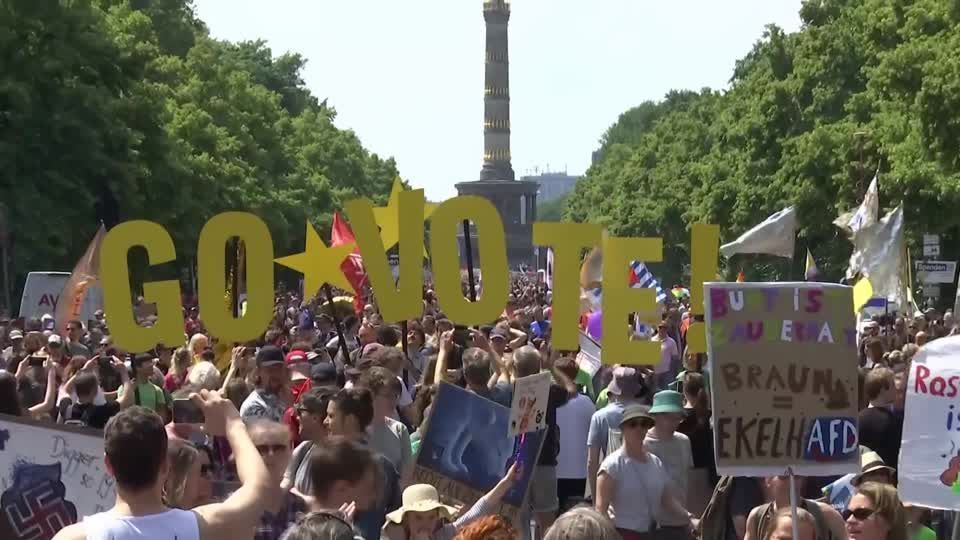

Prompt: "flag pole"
[323,284,351,366]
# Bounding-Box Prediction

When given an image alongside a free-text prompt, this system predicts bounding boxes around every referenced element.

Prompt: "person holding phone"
[1,356,57,419]
[53,391,273,540]
[119,353,169,419]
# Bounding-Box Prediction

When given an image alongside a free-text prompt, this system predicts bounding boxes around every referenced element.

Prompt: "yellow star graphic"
[373,177,439,256]
[275,222,355,298]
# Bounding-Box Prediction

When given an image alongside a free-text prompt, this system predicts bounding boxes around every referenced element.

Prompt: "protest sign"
[0,415,115,540]
[705,282,859,476]
[900,336,960,509]
[508,372,551,437]
[415,383,545,525]
[576,330,601,377]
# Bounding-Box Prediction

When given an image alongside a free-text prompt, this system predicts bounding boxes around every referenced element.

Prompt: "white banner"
[0,415,116,537]
[900,336,960,510]
[915,261,957,284]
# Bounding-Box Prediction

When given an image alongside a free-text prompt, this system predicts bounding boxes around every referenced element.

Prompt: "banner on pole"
[704,282,860,476]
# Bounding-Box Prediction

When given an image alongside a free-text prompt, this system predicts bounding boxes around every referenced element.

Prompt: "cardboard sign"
[0,415,115,539]
[704,282,860,476]
[508,372,551,437]
[900,336,960,510]
[415,383,544,525]
[576,331,601,377]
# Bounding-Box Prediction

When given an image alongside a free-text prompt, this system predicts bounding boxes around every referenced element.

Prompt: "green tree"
[0,0,399,310]
[569,0,960,287]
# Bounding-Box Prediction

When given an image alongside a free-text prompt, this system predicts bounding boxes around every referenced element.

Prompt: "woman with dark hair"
[0,358,57,419]
[676,371,716,515]
[281,511,360,540]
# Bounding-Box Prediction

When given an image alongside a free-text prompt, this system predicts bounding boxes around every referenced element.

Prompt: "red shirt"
[164,371,188,393]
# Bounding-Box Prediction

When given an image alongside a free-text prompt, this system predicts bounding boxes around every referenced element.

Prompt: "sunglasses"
[255,443,289,456]
[842,508,876,521]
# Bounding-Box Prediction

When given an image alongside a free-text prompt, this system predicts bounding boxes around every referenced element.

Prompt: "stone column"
[480,0,515,181]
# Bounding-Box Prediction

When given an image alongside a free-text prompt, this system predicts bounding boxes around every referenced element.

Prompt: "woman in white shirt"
[595,405,694,540]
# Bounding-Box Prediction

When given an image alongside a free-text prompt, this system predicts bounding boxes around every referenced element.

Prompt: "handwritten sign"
[0,415,114,540]
[704,282,859,476]
[508,372,551,437]
[900,336,960,509]
[416,383,544,525]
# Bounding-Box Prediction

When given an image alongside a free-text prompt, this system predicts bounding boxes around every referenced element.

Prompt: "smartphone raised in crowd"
[28,356,45,368]
[172,398,205,424]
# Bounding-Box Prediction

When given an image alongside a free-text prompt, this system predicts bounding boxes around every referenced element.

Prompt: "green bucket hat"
[649,390,685,415]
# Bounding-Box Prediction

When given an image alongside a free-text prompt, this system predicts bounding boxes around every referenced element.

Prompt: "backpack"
[696,475,735,540]
[752,499,833,540]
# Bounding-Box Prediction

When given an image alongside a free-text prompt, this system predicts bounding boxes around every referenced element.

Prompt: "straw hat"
[385,484,457,524]
[852,450,895,486]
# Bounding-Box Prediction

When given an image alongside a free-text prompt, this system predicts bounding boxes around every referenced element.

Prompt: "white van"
[19,271,104,324]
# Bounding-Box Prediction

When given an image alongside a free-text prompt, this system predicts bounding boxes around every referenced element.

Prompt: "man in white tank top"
[53,390,272,540]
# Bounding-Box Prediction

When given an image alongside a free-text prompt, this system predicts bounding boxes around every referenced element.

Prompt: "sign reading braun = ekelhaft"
[704,282,860,477]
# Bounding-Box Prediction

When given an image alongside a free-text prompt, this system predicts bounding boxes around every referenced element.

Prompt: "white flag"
[848,205,906,309]
[847,175,879,234]
[720,206,797,259]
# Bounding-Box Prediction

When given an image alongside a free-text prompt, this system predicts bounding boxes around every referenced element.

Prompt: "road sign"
[915,261,957,284]
[924,244,941,257]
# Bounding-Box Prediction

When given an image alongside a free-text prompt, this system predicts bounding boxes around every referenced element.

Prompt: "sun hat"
[851,450,895,486]
[649,390,685,415]
[619,404,654,429]
[8,330,23,340]
[385,484,457,524]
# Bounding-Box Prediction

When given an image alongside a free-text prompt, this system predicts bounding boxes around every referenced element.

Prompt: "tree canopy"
[568,0,960,286]
[0,0,398,299]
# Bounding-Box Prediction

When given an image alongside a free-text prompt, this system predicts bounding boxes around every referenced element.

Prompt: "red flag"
[331,212,367,312]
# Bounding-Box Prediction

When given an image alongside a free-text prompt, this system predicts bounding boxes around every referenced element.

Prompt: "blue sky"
[193,1,803,201]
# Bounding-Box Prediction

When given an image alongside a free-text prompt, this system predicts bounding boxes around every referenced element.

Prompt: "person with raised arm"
[53,389,272,540]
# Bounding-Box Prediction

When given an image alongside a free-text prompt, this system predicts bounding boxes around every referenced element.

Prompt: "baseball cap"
[9,330,23,340]
[256,345,285,367]
[285,350,308,365]
[310,362,338,384]
[490,328,509,341]
[47,334,63,346]
[607,367,641,397]
[619,404,654,429]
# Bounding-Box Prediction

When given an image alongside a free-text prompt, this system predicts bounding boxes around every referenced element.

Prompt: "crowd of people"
[0,278,957,540]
